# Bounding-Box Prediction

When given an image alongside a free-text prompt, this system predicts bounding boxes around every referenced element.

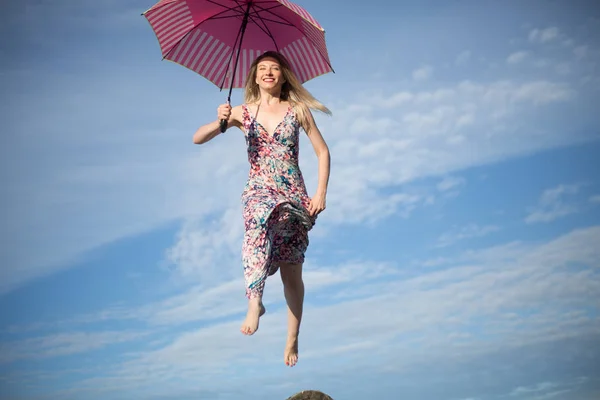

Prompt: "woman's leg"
[240,295,266,336]
[240,224,271,336]
[279,262,304,366]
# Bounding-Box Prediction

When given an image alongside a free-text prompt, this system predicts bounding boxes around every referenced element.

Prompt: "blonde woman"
[193,51,331,367]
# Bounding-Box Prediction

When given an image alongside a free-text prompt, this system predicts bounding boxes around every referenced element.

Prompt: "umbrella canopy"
[143,0,333,90]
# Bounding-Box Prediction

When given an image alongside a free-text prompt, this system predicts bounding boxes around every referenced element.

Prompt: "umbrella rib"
[251,3,285,14]
[248,2,294,27]
[209,14,245,20]
[249,3,287,22]
[248,4,303,27]
[221,0,253,95]
[249,4,335,73]
[248,7,280,52]
[162,4,244,61]
[218,15,246,90]
[246,14,274,39]
[204,0,245,15]
[248,15,294,26]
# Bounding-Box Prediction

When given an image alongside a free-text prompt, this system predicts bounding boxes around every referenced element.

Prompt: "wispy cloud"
[319,77,578,227]
[163,204,244,284]
[589,194,600,204]
[0,330,149,364]
[413,65,433,81]
[528,27,560,44]
[455,50,471,66]
[436,224,500,248]
[525,184,581,224]
[573,45,588,59]
[510,381,560,397]
[437,176,466,192]
[9,225,597,398]
[507,51,529,65]
[509,376,589,399]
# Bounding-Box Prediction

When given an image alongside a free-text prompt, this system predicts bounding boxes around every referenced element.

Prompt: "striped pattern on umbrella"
[143,0,333,89]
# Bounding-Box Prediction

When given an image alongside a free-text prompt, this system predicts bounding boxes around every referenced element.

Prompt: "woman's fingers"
[217,104,231,121]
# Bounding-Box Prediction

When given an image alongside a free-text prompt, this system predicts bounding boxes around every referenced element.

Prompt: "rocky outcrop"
[286,390,334,400]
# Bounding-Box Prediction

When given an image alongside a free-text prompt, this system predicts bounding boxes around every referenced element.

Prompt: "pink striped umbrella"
[143,0,334,91]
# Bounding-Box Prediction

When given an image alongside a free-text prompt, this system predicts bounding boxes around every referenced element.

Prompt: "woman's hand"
[217,103,232,122]
[193,103,240,144]
[308,191,326,216]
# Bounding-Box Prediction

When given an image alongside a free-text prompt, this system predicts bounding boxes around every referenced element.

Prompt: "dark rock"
[286,390,334,400]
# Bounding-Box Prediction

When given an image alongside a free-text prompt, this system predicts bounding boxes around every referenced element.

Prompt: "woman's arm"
[193,104,243,144]
[302,105,330,216]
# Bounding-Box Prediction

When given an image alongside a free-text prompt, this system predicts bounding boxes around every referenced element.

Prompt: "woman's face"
[255,57,285,91]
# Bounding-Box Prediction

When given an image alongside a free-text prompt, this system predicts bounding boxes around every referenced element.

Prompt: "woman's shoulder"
[227,104,247,128]
[230,103,247,114]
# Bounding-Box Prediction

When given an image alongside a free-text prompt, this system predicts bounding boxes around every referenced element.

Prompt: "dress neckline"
[245,103,292,136]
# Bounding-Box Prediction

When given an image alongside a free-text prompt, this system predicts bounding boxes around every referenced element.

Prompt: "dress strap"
[241,103,254,132]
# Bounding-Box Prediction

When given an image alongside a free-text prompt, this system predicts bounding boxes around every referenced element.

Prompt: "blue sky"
[2,0,600,399]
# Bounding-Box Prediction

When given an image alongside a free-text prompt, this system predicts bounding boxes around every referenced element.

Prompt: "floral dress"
[240,103,315,299]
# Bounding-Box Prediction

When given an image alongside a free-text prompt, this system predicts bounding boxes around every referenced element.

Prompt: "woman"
[192,51,331,367]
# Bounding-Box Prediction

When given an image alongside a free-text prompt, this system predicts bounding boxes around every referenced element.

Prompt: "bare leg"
[280,262,304,367]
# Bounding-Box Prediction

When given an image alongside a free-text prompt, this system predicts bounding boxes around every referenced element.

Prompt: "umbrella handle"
[219,98,231,133]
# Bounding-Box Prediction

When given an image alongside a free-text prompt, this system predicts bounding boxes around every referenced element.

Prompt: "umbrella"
[142,0,334,131]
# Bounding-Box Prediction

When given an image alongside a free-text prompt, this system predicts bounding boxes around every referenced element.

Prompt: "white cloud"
[528,27,560,43]
[508,376,589,399]
[317,78,577,227]
[573,45,588,59]
[562,39,575,48]
[53,259,385,332]
[525,184,581,224]
[2,69,251,294]
[510,381,560,396]
[15,225,598,398]
[533,58,552,68]
[413,65,433,81]
[455,50,471,65]
[386,91,413,107]
[589,195,600,204]
[163,204,244,283]
[512,81,573,105]
[0,330,149,363]
[437,176,466,192]
[555,62,571,75]
[436,224,500,248]
[507,51,529,65]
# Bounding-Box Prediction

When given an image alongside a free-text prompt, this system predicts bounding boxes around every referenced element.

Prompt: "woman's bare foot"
[240,298,265,335]
[284,335,299,367]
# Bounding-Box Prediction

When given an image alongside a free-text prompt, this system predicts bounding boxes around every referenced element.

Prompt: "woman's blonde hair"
[244,51,331,130]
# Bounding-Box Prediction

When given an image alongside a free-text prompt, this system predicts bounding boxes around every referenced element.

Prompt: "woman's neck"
[258,89,283,106]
